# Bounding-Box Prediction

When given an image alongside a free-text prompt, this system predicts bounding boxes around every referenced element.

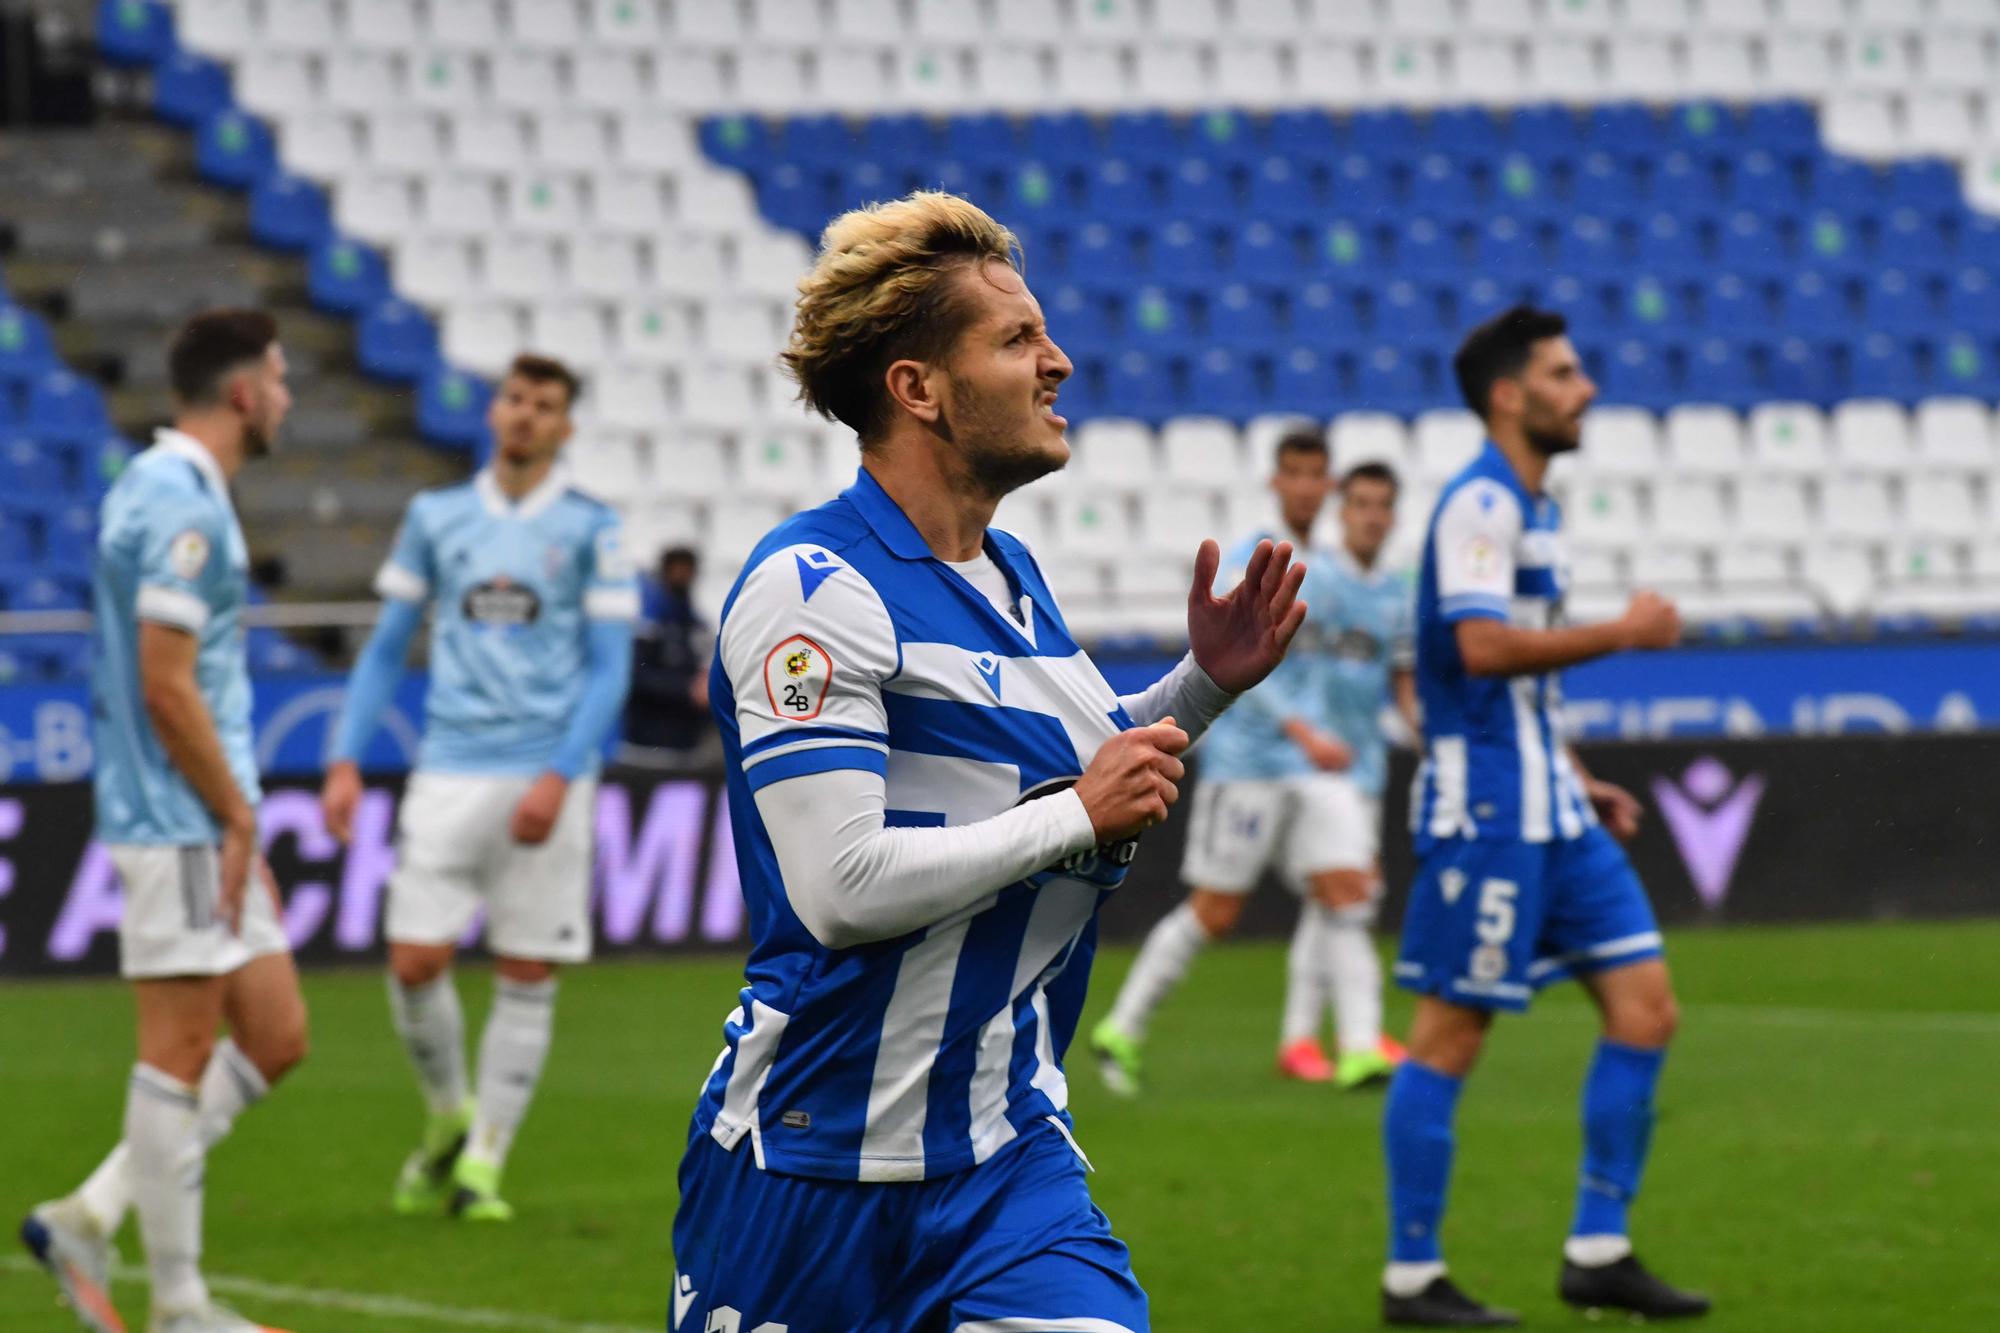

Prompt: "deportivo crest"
[168,529,210,580]
[764,633,831,721]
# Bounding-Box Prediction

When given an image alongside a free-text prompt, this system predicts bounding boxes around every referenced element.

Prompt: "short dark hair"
[1274,426,1329,465]
[168,308,278,405]
[660,545,698,570]
[1453,304,1569,420]
[506,352,582,408]
[1341,461,1401,496]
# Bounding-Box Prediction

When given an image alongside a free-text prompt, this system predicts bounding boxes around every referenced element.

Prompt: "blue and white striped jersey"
[92,431,260,844]
[374,468,639,774]
[694,470,1137,1183]
[1412,441,1595,846]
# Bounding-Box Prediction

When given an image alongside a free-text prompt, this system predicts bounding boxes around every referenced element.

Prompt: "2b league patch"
[763,633,832,721]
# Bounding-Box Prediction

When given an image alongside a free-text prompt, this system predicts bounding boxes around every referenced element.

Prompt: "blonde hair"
[781,190,1020,442]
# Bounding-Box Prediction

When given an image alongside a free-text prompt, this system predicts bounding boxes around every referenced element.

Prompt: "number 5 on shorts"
[1468,878,1518,983]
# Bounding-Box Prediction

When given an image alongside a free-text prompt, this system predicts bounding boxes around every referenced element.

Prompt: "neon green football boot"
[449,1155,514,1223]
[1089,1019,1144,1098]
[1336,1047,1396,1091]
[392,1099,473,1215]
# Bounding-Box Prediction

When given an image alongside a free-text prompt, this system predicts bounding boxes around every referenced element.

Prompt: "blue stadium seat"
[700,114,771,169]
[1947,267,2000,333]
[1635,211,1705,271]
[152,51,230,127]
[0,305,56,379]
[1810,158,1885,214]
[1509,103,1583,157]
[1767,335,1840,403]
[1105,111,1182,164]
[1688,335,1757,407]
[1372,280,1437,346]
[916,159,995,205]
[945,113,1018,166]
[1006,162,1070,225]
[357,299,439,382]
[1165,159,1236,224]
[1123,286,1198,353]
[1887,160,1959,211]
[196,110,277,189]
[835,161,907,213]
[1189,109,1266,168]
[1046,283,1114,353]
[1491,153,1548,213]
[26,371,109,446]
[249,172,332,251]
[1875,207,1948,270]
[1934,332,1999,396]
[1317,218,1380,275]
[1147,221,1216,278]
[1101,350,1175,420]
[1267,109,1340,162]
[1232,220,1299,281]
[1850,332,1922,400]
[1744,101,1819,151]
[1799,210,1862,271]
[1347,108,1421,161]
[1556,214,1619,274]
[1327,154,1394,215]
[1289,280,1349,342]
[1575,151,1642,205]
[1208,283,1279,350]
[1407,153,1482,219]
[1085,159,1159,224]
[1068,223,1142,283]
[1778,269,1849,331]
[782,114,861,166]
[40,503,95,568]
[1865,268,1935,334]
[861,114,940,167]
[96,0,175,67]
[1959,213,2000,267]
[1729,150,1798,213]
[0,436,73,501]
[10,574,86,613]
[416,367,491,450]
[1587,101,1663,152]
[1473,215,1540,276]
[1187,347,1264,421]
[1353,345,1428,416]
[306,237,389,314]
[1668,100,1740,152]
[1023,112,1101,168]
[0,518,33,565]
[1454,275,1516,330]
[1428,106,1507,159]
[759,163,835,236]
[1395,216,1459,277]
[1271,346,1340,417]
[1717,210,1788,272]
[1599,338,1674,410]
[1617,275,1689,332]
[1703,273,1763,330]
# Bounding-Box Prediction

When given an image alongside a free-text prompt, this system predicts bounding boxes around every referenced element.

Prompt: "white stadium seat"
[491,53,567,110]
[1838,31,1914,92]
[1463,0,1536,35]
[1916,29,1993,89]
[1622,0,1696,34]
[395,236,479,308]
[1629,544,1705,590]
[1579,408,1667,481]
[591,171,669,235]
[1664,406,1746,475]
[1903,474,1982,538]
[1072,0,1147,42]
[1716,543,1792,590]
[366,110,444,175]
[1154,0,1228,40]
[512,0,583,51]
[233,53,318,121]
[1914,398,1997,471]
[1777,0,1848,33]
[442,302,522,377]
[1136,46,1208,112]
[1821,93,1899,160]
[177,0,255,58]
[1764,34,1838,96]
[1902,92,1978,157]
[1820,476,1898,541]
[1735,477,1814,544]
[1566,479,1643,552]
[568,237,647,302]
[1685,34,1761,99]
[528,302,612,367]
[336,173,416,245]
[1331,413,1410,472]
[681,364,763,430]
[1451,39,1526,105]
[1606,35,1685,102]
[569,433,650,497]
[1054,45,1130,112]
[1832,401,1915,473]
[588,0,664,48]
[1139,493,1223,555]
[1525,34,1605,102]
[1747,402,1831,475]
[1053,488,1137,559]
[406,51,482,109]
[613,109,700,171]
[281,112,360,180]
[1294,42,1368,109]
[1650,480,1729,546]
[593,364,674,432]
[1161,418,1248,489]
[449,111,530,175]
[343,0,425,51]
[737,425,822,501]
[427,0,503,51]
[321,51,399,113]
[1412,409,1483,481]
[484,236,564,303]
[534,110,613,170]
[1071,419,1159,494]
[1372,37,1447,107]
[616,299,694,366]
[506,171,585,236]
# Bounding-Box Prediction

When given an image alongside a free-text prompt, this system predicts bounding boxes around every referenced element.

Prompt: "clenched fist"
[1075,719,1191,843]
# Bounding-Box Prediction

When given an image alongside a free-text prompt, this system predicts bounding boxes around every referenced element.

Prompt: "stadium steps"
[0,96,465,613]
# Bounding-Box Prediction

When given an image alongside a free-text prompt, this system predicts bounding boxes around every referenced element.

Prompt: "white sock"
[465,977,557,1171]
[1281,902,1332,1045]
[75,1038,269,1238]
[124,1064,207,1315]
[1328,906,1385,1056]
[1383,1260,1448,1297]
[389,973,469,1116]
[1105,903,1211,1042]
[1565,1234,1634,1267]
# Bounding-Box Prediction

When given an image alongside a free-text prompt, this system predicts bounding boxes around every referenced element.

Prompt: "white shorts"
[112,844,291,981]
[1179,774,1381,896]
[389,771,597,964]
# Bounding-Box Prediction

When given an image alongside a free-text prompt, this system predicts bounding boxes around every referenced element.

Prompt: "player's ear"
[883,358,942,426]
[1489,377,1524,419]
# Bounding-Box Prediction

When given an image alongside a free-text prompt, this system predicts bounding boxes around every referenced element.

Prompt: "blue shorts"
[1395,826,1664,1013]
[670,1116,1148,1333]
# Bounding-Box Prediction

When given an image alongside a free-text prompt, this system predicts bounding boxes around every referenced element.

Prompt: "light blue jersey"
[92,430,259,844]
[1314,545,1415,798]
[694,471,1139,1184]
[1412,441,1595,846]
[1193,529,1338,784]
[374,468,640,774]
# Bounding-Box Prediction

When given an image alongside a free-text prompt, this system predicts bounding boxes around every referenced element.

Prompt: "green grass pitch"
[3,920,1996,1331]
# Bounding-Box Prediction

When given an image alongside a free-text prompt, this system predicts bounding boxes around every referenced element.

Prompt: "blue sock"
[1572,1040,1667,1240]
[1384,1061,1463,1264]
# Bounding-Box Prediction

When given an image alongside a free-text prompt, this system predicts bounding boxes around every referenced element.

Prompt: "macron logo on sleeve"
[796,549,842,603]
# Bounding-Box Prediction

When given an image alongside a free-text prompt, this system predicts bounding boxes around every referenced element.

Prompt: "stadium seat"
[395,237,477,308]
[1565,479,1643,552]
[26,372,110,446]
[1832,400,1915,472]
[366,110,445,175]
[153,51,234,127]
[485,237,564,304]
[1651,479,1729,546]
[1903,473,1981,538]
[357,298,441,381]
[196,110,278,189]
[414,366,490,450]
[307,237,391,314]
[249,173,332,251]
[1161,417,1248,489]
[96,0,176,67]
[1820,476,1897,540]
[1914,397,1997,471]
[1736,476,1815,544]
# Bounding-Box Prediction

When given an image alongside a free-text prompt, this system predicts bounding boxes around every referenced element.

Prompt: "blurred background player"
[22,310,306,1333]
[319,353,636,1223]
[616,545,719,772]
[1092,432,1416,1094]
[1381,307,1705,1328]
[669,191,1303,1332]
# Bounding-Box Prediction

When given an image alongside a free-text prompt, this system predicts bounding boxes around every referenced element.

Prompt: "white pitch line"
[0,1256,658,1333]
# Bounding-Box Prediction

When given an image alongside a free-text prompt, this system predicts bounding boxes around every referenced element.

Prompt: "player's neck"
[1487,427,1550,494]
[168,413,245,482]
[1343,538,1378,571]
[491,453,557,502]
[862,452,996,563]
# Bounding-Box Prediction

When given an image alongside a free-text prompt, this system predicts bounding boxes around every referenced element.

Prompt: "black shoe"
[1383,1276,1521,1327]
[1560,1255,1712,1320]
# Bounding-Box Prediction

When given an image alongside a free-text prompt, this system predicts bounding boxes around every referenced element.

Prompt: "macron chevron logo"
[795,549,841,603]
[973,653,1002,701]
[1651,756,1766,910]
[672,1272,696,1328]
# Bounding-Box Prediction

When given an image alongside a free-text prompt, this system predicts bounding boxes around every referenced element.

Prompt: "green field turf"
[3,920,1996,1332]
